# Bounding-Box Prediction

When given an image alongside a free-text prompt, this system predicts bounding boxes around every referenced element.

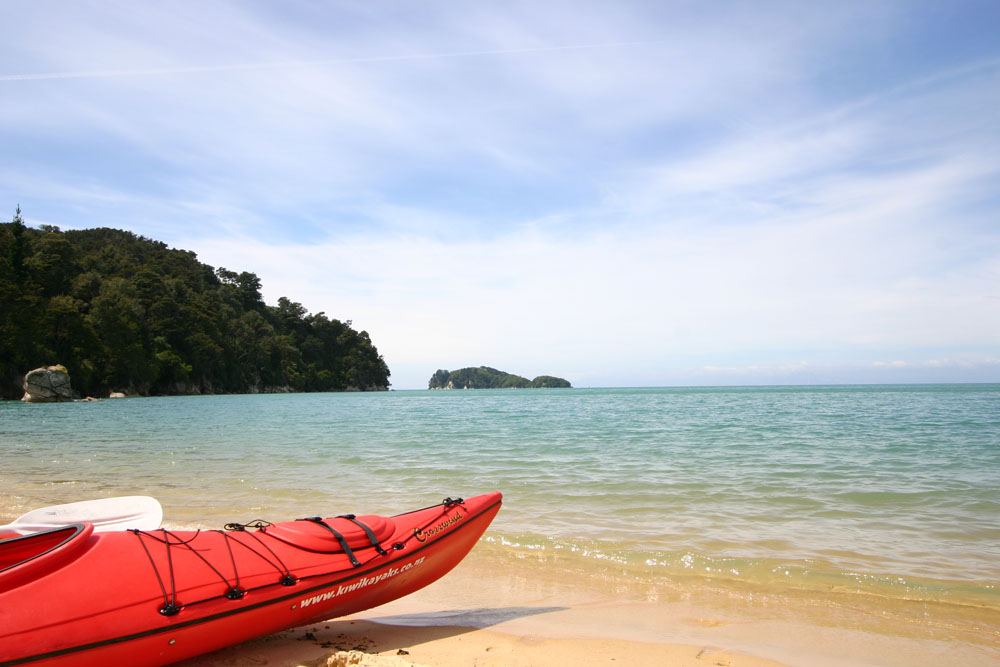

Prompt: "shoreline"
[3,504,998,665]
[3,502,998,665]
[175,548,1000,667]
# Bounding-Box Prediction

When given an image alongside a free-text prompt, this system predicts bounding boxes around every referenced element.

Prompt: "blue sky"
[3,1,998,389]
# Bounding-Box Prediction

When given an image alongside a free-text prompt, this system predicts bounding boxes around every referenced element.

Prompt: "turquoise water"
[2,385,998,610]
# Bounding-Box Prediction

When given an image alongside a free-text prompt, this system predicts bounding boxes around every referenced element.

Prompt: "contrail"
[0,41,657,82]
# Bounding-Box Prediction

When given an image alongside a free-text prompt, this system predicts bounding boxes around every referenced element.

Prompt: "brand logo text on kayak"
[413,512,464,542]
[298,557,425,609]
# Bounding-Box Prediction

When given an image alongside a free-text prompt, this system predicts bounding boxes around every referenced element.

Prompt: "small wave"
[479,531,1000,611]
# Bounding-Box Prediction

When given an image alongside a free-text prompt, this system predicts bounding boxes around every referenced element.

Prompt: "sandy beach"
[179,618,785,667]
[178,545,1000,667]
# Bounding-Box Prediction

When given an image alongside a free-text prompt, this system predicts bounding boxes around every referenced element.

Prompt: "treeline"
[0,208,390,399]
[429,366,571,389]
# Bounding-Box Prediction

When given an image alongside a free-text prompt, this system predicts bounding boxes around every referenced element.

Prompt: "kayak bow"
[0,492,501,667]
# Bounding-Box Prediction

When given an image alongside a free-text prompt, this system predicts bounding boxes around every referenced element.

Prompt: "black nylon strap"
[1,495,503,667]
[301,517,361,567]
[338,514,388,556]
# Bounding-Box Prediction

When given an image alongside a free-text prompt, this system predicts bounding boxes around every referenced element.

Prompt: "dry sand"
[180,617,784,667]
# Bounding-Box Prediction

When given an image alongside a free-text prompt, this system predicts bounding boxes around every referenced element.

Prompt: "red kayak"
[0,492,501,666]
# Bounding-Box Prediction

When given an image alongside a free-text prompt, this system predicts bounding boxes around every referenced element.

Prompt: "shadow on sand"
[366,605,569,629]
[178,605,568,665]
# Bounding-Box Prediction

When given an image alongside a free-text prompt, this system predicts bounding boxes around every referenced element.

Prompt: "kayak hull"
[0,492,501,667]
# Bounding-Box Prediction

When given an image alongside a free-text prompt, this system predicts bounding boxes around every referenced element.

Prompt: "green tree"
[429,369,451,389]
[7,206,29,283]
[531,375,571,388]
[0,218,390,398]
[237,271,264,311]
[87,277,152,392]
[43,295,98,386]
[26,230,75,296]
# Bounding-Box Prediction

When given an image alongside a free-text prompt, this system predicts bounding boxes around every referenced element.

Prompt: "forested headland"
[429,367,571,389]
[0,207,390,400]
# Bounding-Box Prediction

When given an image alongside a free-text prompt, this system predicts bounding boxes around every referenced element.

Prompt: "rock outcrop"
[22,365,76,403]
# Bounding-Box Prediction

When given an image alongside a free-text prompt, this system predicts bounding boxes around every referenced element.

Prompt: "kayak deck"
[0,492,501,667]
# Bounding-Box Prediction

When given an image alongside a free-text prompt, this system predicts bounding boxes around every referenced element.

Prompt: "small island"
[428,367,571,390]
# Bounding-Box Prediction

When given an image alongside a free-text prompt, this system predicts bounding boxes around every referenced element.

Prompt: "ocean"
[2,384,998,652]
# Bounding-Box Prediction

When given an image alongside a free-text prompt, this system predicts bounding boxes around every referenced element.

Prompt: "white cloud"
[180,206,1000,388]
[4,1,999,387]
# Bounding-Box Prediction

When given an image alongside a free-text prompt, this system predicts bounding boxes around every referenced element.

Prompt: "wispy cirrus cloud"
[2,1,998,387]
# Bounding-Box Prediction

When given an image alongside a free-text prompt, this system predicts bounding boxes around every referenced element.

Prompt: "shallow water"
[2,385,998,621]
